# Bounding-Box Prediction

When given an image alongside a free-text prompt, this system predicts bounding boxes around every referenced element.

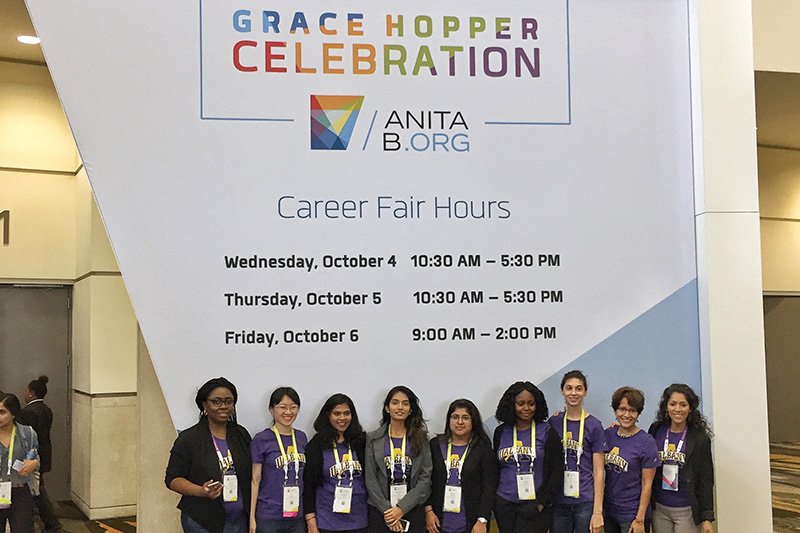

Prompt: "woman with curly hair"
[365,386,432,533]
[648,384,714,533]
[493,382,562,533]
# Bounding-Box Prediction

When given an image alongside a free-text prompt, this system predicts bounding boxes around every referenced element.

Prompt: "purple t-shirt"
[251,427,308,520]
[316,441,368,531]
[549,413,609,505]
[441,442,468,533]
[212,436,245,518]
[603,428,658,522]
[384,436,413,484]
[495,423,548,503]
[654,426,691,508]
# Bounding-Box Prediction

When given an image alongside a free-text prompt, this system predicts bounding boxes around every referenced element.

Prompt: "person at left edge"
[365,385,432,533]
[303,393,368,533]
[21,376,61,532]
[425,398,498,533]
[250,387,308,533]
[0,393,41,533]
[166,377,253,533]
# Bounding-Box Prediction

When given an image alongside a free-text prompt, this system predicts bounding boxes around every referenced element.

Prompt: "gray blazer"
[365,424,432,514]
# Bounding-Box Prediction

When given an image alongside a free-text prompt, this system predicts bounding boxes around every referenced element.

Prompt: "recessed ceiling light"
[17,35,41,45]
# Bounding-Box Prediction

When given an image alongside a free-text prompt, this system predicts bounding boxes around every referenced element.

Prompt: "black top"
[22,400,53,473]
[492,423,563,509]
[165,419,253,533]
[647,421,715,525]
[303,431,367,514]
[427,435,498,530]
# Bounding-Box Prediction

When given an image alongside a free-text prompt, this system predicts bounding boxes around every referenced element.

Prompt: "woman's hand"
[199,479,223,499]
[425,508,440,533]
[590,511,604,533]
[628,518,645,533]
[701,520,713,533]
[306,519,320,533]
[384,506,404,525]
[471,520,487,533]
[17,459,39,477]
[249,517,257,533]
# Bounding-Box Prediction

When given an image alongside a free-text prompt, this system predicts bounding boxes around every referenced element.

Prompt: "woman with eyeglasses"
[365,385,432,533]
[602,387,658,533]
[493,382,562,533]
[250,387,308,533]
[166,377,253,533]
[424,399,497,533]
[303,394,368,533]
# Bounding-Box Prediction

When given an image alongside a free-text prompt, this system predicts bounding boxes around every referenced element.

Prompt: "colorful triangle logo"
[310,95,364,150]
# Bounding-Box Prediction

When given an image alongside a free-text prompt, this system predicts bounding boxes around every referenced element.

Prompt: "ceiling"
[0,0,45,64]
[0,1,798,150]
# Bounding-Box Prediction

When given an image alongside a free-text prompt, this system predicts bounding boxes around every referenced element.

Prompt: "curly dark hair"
[313,393,363,444]
[495,381,549,425]
[653,384,712,438]
[442,398,491,445]
[381,385,428,456]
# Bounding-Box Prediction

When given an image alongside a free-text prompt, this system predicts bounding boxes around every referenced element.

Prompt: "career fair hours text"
[222,252,562,349]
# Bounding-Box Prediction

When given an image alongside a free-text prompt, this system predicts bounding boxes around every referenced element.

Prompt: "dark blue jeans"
[604,516,633,533]
[181,512,247,533]
[551,501,593,533]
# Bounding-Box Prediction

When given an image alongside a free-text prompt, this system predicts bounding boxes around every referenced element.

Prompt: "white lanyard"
[272,426,299,484]
[332,441,354,486]
[211,436,233,472]
[387,432,407,482]
[663,428,687,459]
[562,410,586,467]
[4,426,16,477]
[445,440,469,484]
[512,424,535,472]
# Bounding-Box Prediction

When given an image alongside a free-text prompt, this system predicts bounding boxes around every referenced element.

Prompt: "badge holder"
[443,485,462,513]
[662,464,679,491]
[390,482,407,507]
[283,484,300,517]
[333,484,353,513]
[516,473,536,501]
[0,481,11,509]
[223,473,238,502]
[563,471,580,498]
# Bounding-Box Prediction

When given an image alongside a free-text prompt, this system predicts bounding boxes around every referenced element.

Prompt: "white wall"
[752,0,800,73]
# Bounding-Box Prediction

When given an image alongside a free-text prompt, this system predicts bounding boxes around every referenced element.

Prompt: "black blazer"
[492,423,563,509]
[428,435,498,530]
[303,431,367,514]
[22,400,54,472]
[165,420,253,533]
[647,422,715,525]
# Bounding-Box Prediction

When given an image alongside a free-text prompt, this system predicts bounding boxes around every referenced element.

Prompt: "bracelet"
[633,518,645,524]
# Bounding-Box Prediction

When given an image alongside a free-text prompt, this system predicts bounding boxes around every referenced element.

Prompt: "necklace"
[616,428,637,438]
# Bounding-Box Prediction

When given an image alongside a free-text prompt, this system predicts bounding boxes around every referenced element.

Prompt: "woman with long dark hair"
[166,377,253,533]
[303,394,368,533]
[493,382,561,533]
[0,393,40,533]
[250,387,308,533]
[425,398,497,533]
[365,386,432,533]
[648,384,714,533]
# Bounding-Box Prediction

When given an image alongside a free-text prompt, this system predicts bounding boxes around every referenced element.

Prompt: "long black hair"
[313,393,363,444]
[0,393,23,420]
[495,381,549,424]
[442,398,490,445]
[654,383,712,438]
[381,385,428,456]
[195,377,238,423]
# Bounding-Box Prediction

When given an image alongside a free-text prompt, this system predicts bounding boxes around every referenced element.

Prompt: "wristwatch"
[477,517,488,524]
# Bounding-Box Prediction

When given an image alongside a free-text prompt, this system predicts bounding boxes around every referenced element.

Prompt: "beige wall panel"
[71,279,91,393]
[761,219,800,293]
[71,392,92,508]
[752,0,800,73]
[90,276,137,393]
[758,147,800,219]
[89,395,138,509]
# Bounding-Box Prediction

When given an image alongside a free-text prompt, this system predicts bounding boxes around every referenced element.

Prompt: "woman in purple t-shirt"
[548,370,608,533]
[492,382,561,533]
[602,387,658,533]
[303,394,368,533]
[648,384,714,533]
[250,387,308,533]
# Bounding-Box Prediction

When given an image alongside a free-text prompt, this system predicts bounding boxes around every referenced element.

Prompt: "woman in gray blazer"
[365,386,432,533]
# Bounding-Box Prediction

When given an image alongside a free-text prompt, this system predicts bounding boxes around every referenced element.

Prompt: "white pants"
[652,503,701,533]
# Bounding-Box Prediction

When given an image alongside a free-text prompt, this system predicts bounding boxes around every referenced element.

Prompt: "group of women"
[165,372,715,533]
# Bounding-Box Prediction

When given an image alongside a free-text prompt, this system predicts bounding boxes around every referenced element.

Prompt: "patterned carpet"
[771,441,800,532]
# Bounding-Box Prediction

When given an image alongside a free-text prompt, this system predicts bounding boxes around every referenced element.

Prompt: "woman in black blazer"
[648,384,714,533]
[425,399,498,533]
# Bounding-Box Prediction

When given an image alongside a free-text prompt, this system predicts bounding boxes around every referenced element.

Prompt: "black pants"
[35,473,61,531]
[368,505,425,533]
[319,529,368,533]
[0,486,35,533]
[493,495,552,533]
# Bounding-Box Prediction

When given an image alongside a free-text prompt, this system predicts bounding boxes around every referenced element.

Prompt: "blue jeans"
[551,501,593,533]
[256,517,307,533]
[604,516,632,533]
[181,512,248,533]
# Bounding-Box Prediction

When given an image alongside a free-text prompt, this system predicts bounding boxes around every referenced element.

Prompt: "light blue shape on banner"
[485,279,701,434]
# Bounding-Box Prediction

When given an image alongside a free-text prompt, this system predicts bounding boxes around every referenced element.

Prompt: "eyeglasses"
[615,407,639,415]
[207,398,235,407]
[450,414,472,422]
[274,404,299,413]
